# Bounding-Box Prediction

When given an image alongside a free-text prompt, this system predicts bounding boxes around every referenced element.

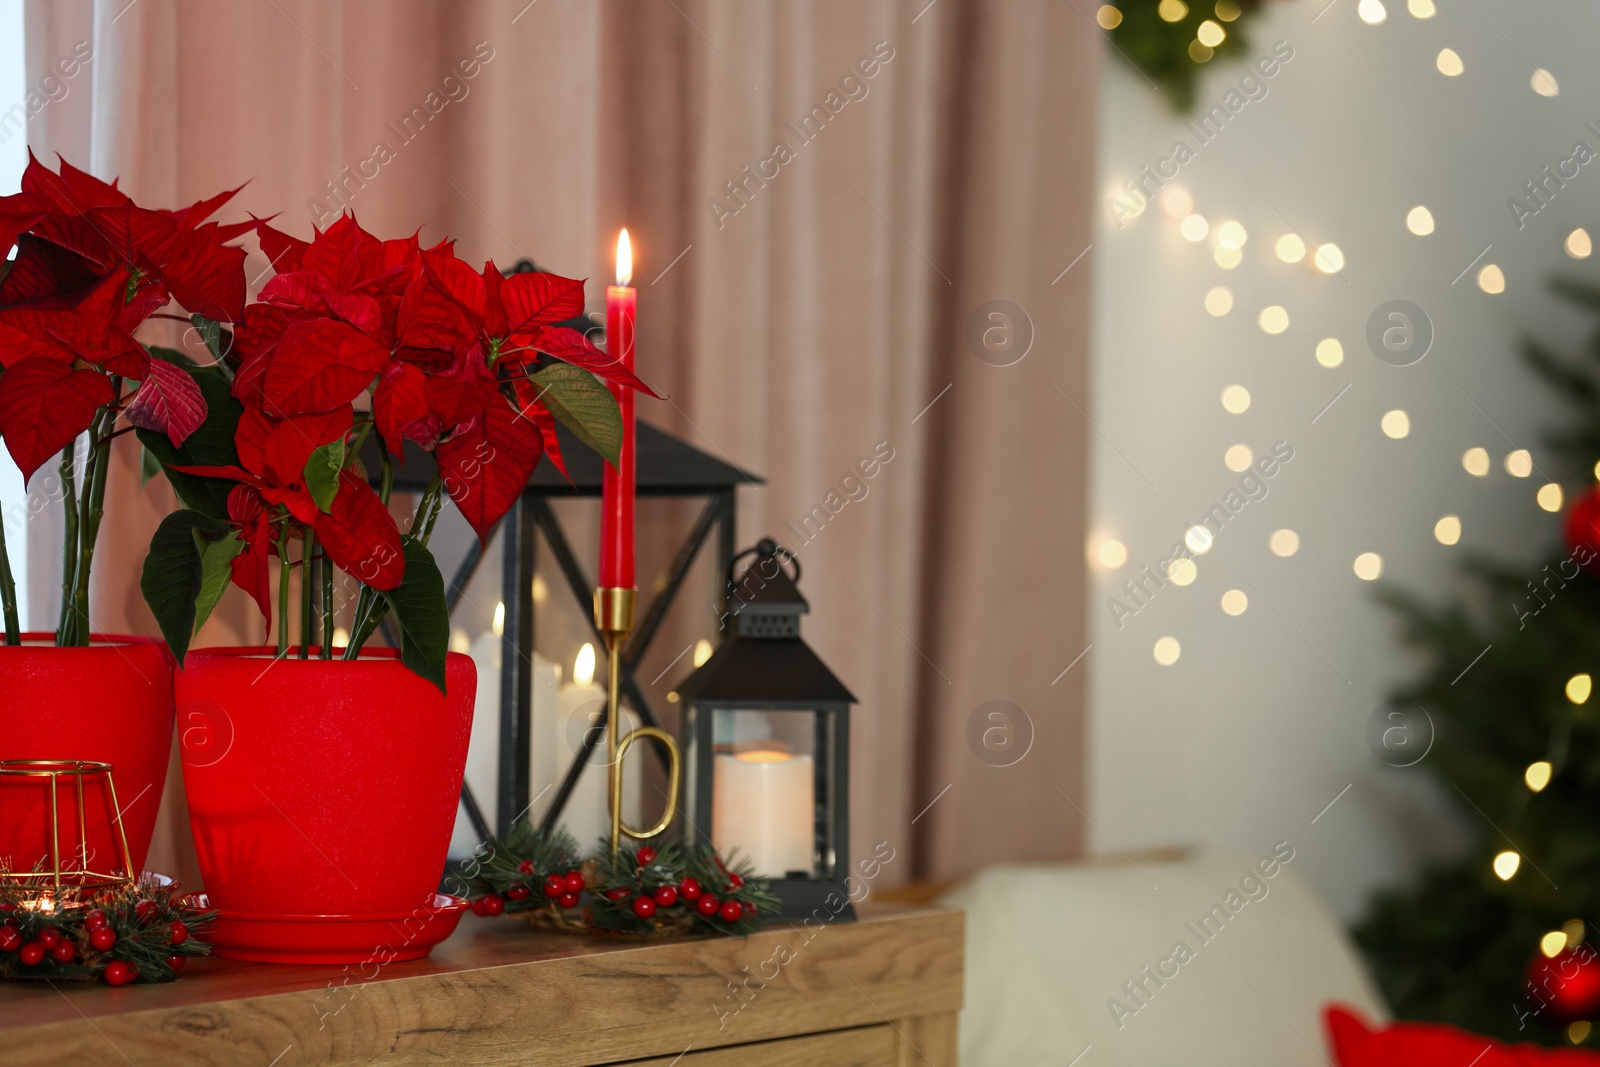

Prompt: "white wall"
[1089,0,1599,919]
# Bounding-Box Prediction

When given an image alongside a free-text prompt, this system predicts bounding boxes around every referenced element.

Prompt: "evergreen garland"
[0,874,213,985]
[1102,0,1267,112]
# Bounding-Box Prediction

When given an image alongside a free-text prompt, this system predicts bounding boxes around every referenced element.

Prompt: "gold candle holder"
[0,760,137,903]
[593,587,681,855]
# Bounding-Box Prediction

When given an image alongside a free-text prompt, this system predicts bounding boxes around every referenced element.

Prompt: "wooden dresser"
[0,903,962,1066]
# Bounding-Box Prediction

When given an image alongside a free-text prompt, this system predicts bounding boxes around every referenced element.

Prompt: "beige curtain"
[24,0,1093,887]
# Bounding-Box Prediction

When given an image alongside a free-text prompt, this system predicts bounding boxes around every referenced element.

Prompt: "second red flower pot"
[175,647,475,961]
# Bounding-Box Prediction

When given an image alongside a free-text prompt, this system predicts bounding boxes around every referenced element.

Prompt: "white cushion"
[938,854,1389,1066]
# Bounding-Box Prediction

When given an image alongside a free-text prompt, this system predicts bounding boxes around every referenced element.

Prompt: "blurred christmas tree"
[1355,275,1600,1046]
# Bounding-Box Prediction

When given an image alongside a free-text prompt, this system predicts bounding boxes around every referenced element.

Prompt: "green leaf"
[189,314,231,364]
[380,536,449,694]
[140,444,164,488]
[141,510,225,666]
[192,529,244,635]
[137,347,243,521]
[303,438,345,513]
[526,363,623,467]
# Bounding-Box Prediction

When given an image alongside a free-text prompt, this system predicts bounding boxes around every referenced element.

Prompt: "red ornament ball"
[134,900,156,922]
[35,927,61,950]
[506,886,531,901]
[557,891,580,909]
[0,926,19,952]
[167,955,186,972]
[169,921,189,946]
[636,847,657,866]
[103,961,136,987]
[719,900,743,923]
[653,886,678,908]
[49,940,75,962]
[632,896,657,919]
[563,871,585,893]
[18,942,44,966]
[678,877,702,902]
[89,927,117,952]
[697,895,721,917]
[517,859,534,874]
[543,874,566,899]
[480,894,505,917]
[1528,945,1600,1022]
[1567,486,1600,564]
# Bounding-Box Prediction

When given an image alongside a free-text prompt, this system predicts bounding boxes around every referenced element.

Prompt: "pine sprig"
[459,824,584,923]
[0,874,212,984]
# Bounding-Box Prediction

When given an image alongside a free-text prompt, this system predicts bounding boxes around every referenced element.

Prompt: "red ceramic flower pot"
[0,635,175,879]
[175,648,474,931]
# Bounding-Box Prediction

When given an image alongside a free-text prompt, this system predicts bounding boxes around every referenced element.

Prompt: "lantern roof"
[675,636,856,706]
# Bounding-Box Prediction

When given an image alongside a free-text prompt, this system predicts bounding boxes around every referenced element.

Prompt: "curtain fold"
[21,0,1093,887]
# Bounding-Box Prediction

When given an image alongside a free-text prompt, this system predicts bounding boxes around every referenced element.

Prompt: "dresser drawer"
[622,1025,898,1066]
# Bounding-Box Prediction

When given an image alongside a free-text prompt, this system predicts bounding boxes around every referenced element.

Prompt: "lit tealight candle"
[712,748,814,877]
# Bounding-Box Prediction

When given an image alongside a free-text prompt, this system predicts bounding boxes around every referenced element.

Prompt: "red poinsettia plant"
[138,211,653,690]
[0,154,251,646]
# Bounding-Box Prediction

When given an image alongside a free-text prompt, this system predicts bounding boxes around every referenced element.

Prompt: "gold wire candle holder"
[594,587,681,854]
[0,760,136,908]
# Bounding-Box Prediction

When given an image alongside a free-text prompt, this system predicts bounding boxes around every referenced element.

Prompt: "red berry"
[564,871,585,893]
[637,847,657,865]
[36,928,60,950]
[134,900,156,921]
[0,902,13,912]
[557,892,580,909]
[742,901,757,916]
[166,955,186,972]
[0,927,19,952]
[469,897,489,917]
[103,961,135,986]
[169,921,189,946]
[89,927,117,952]
[720,900,743,923]
[506,886,531,901]
[728,872,745,889]
[653,886,678,907]
[50,940,75,962]
[18,942,43,966]
[543,874,566,899]
[678,877,702,901]
[83,909,106,928]
[480,894,505,917]
[604,888,629,901]
[697,895,720,916]
[631,896,657,919]
[517,859,534,874]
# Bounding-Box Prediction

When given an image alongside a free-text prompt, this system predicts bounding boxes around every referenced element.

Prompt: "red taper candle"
[600,229,636,590]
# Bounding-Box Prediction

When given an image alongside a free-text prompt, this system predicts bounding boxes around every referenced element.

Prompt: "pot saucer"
[190,892,468,964]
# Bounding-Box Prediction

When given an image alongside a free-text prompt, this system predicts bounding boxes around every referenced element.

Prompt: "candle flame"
[574,642,596,687]
[615,229,632,287]
[735,748,794,764]
[492,602,505,637]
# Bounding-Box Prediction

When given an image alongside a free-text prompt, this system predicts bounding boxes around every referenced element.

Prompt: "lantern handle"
[727,537,800,588]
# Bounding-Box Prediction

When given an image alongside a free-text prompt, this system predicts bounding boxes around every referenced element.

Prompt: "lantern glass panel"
[708,708,834,880]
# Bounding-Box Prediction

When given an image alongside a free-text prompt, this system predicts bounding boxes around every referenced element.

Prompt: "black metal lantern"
[676,539,856,923]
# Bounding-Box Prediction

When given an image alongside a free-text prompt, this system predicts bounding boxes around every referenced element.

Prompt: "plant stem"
[56,444,78,646]
[345,475,444,658]
[299,528,315,659]
[321,546,334,660]
[0,508,20,645]
[71,398,117,648]
[276,524,291,657]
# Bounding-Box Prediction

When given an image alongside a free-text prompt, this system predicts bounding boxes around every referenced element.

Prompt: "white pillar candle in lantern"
[553,643,639,850]
[711,749,814,877]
